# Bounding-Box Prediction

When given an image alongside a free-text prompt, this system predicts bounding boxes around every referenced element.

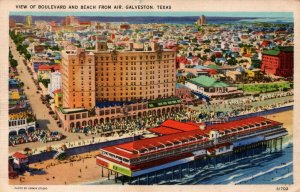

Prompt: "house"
[175,84,193,101]
[12,152,28,171]
[53,89,62,107]
[38,64,60,80]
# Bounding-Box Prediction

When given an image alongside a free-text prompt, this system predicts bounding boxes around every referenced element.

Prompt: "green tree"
[10,59,18,68]
[204,49,211,53]
[227,58,237,66]
[210,55,216,62]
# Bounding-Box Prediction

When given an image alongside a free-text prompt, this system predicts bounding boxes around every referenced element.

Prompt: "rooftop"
[38,64,60,71]
[101,116,281,159]
[12,152,28,159]
[148,97,181,108]
[263,46,294,56]
[96,101,135,108]
[59,107,87,114]
[188,75,229,88]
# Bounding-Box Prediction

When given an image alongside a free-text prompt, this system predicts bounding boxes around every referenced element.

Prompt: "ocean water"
[85,135,293,185]
[161,136,293,185]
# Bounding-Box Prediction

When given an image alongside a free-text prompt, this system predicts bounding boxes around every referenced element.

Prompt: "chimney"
[96,41,108,52]
[150,42,159,51]
[127,42,133,51]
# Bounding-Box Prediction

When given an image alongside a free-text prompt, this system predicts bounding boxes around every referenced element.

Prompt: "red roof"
[261,40,271,47]
[12,152,27,159]
[148,126,183,135]
[214,52,223,58]
[203,69,218,75]
[52,89,61,94]
[79,21,91,25]
[101,116,281,159]
[243,53,252,57]
[148,120,200,135]
[38,65,60,71]
[160,119,199,132]
[207,148,216,153]
[176,56,189,64]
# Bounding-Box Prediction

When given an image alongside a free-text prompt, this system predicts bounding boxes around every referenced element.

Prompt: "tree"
[252,60,262,68]
[201,55,208,61]
[204,49,211,53]
[227,58,237,66]
[210,55,216,62]
[24,53,31,61]
[10,59,18,68]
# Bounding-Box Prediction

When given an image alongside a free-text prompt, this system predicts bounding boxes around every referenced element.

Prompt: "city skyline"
[10,11,293,18]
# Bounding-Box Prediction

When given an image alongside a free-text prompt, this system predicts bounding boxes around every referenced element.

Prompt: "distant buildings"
[9,19,16,28]
[261,46,293,77]
[197,15,207,26]
[62,16,78,26]
[25,15,32,27]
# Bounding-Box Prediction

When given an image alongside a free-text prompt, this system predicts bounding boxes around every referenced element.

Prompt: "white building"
[48,71,62,97]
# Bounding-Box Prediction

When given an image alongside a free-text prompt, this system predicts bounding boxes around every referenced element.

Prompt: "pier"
[98,137,284,185]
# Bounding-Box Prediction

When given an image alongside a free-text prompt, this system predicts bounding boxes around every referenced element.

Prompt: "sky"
[10,12,293,18]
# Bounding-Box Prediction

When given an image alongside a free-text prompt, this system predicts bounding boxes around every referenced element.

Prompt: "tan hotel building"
[61,41,177,109]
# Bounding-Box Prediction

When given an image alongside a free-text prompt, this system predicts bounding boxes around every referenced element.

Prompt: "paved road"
[190,95,293,113]
[10,39,58,131]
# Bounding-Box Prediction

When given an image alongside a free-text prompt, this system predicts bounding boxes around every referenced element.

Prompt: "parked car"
[48,111,54,115]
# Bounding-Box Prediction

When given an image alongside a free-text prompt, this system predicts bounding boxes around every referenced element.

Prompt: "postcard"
[0,0,299,192]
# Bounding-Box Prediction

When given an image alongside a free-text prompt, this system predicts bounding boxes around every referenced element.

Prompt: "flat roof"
[188,75,229,88]
[59,107,87,114]
[148,126,183,135]
[160,119,199,132]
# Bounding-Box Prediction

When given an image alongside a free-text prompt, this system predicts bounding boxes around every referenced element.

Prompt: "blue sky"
[10,11,293,18]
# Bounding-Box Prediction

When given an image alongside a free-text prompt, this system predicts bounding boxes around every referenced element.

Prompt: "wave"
[229,161,292,184]
[272,172,293,182]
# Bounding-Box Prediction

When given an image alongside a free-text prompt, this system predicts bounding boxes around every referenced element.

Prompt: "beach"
[263,110,293,135]
[9,150,108,185]
[9,110,293,185]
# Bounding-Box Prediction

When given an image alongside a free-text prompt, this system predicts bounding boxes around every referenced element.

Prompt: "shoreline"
[9,110,293,185]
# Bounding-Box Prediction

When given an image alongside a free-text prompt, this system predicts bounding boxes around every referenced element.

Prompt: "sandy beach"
[263,110,293,135]
[9,110,293,185]
[9,150,109,185]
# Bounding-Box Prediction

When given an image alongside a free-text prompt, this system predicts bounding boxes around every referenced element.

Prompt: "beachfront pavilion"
[95,116,287,184]
[185,75,243,100]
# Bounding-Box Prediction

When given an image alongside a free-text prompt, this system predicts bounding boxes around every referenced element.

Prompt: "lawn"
[237,82,291,93]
